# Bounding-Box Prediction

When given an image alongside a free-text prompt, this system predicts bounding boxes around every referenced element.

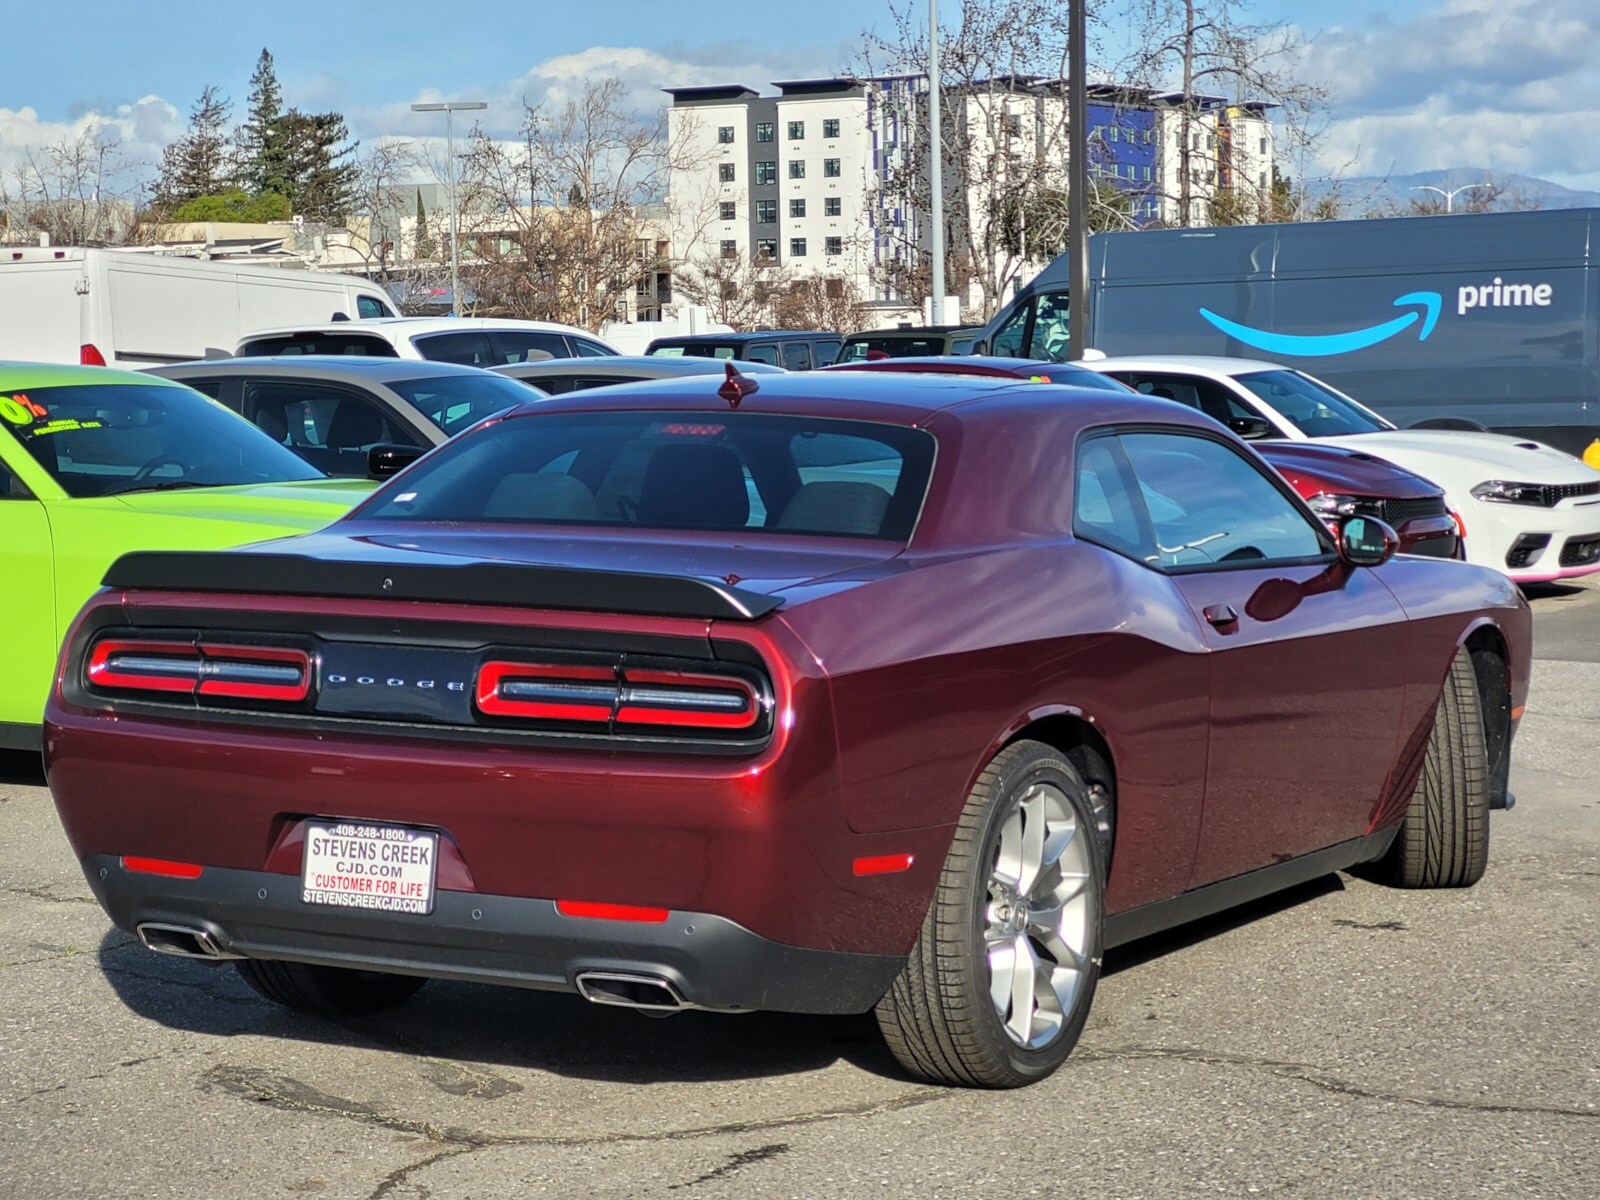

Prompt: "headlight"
[1470,480,1548,505]
[1305,493,1360,517]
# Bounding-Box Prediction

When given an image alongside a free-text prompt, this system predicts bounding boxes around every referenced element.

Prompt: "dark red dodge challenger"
[46,371,1530,1088]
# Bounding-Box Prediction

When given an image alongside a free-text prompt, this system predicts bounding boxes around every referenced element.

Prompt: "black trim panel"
[1104,828,1400,949]
[0,721,41,753]
[83,856,903,1015]
[103,551,784,620]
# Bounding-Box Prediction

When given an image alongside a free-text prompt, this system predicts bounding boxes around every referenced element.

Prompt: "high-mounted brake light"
[87,638,310,702]
[80,343,107,366]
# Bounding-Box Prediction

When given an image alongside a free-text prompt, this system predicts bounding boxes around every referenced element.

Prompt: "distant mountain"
[1308,168,1600,215]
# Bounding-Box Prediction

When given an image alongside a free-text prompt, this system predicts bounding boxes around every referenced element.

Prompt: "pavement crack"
[1081,1045,1600,1119]
[670,1142,790,1190]
[5,885,97,905]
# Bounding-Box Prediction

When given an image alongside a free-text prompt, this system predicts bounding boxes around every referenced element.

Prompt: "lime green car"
[1,364,376,750]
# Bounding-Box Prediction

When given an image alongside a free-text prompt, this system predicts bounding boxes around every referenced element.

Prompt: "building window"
[790,238,807,257]
[719,163,736,183]
[717,125,735,144]
[788,120,805,140]
[825,236,842,255]
[755,238,777,261]
[1259,171,1268,190]
[790,198,806,218]
[823,118,840,138]
[755,122,774,142]
[720,239,737,259]
[825,197,841,217]
[823,158,841,178]
[1109,125,1119,142]
[1259,137,1268,155]
[789,159,806,179]
[719,201,737,221]
[756,199,777,223]
[1005,112,1023,137]
[755,160,776,185]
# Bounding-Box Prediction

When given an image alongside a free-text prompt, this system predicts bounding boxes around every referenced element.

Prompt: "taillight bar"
[86,638,310,703]
[475,661,764,732]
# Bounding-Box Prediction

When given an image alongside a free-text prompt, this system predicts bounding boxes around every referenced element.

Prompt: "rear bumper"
[82,854,905,1015]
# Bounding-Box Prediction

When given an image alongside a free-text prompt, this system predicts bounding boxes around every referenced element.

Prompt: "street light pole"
[1066,0,1088,359]
[928,0,945,325]
[411,99,487,315]
[1410,182,1489,214]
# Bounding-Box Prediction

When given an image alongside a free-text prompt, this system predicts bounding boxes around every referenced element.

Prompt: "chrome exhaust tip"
[574,970,691,1014]
[135,922,240,960]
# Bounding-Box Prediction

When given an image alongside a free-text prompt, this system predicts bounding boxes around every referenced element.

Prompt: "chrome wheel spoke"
[987,937,1019,1019]
[1006,934,1039,1045]
[993,807,1026,890]
[1015,788,1050,895]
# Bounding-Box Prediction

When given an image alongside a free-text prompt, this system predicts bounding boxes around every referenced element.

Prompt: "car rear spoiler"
[102,551,784,621]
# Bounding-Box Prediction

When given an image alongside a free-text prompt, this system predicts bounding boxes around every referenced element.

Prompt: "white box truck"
[0,247,398,367]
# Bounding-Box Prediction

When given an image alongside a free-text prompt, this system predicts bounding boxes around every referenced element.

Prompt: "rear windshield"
[1032,366,1133,393]
[385,373,536,436]
[359,410,934,541]
[0,383,321,497]
[648,344,740,360]
[239,333,400,357]
[838,336,946,361]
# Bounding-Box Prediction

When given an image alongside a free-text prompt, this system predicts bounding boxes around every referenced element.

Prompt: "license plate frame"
[300,820,439,916]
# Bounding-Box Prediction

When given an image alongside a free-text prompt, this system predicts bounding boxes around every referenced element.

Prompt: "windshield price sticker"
[0,394,46,426]
[301,821,438,915]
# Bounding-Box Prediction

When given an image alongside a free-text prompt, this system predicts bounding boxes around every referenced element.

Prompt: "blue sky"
[3,0,1596,191]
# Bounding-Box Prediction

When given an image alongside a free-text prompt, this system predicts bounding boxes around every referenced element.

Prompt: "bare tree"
[771,274,868,333]
[672,248,791,329]
[329,139,424,285]
[1,128,145,246]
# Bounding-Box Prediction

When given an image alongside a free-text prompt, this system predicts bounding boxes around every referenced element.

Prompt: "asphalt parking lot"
[2,582,1596,1200]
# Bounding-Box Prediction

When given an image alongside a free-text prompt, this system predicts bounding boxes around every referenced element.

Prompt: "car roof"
[842,325,983,338]
[825,355,1092,376]
[1077,355,1282,377]
[0,361,185,390]
[239,317,600,339]
[646,331,836,345]
[491,356,787,379]
[496,366,1209,430]
[151,357,495,384]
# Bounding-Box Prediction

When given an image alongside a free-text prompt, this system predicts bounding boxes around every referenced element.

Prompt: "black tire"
[875,740,1105,1088]
[235,959,428,1017]
[1377,648,1491,888]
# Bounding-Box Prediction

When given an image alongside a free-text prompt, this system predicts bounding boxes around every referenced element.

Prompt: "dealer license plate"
[301,821,439,915]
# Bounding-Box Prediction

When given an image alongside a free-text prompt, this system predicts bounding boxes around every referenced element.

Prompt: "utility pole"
[411,99,487,316]
[1067,0,1089,358]
[928,0,945,325]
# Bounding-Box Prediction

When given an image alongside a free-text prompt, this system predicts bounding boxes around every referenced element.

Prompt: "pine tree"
[413,189,435,260]
[277,109,360,223]
[154,86,233,211]
[236,49,288,197]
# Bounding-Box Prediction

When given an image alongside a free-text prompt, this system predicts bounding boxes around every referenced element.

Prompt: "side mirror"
[367,443,425,480]
[1227,415,1275,440]
[1338,515,1398,567]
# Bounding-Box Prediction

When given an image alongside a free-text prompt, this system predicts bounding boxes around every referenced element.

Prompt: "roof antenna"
[718,360,758,409]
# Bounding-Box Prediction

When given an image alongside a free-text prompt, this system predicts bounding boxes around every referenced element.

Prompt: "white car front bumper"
[1456,493,1600,582]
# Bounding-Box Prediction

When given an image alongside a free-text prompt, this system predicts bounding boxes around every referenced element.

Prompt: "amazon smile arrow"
[1199,292,1443,357]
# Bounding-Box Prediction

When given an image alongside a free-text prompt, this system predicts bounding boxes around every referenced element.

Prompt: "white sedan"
[1076,355,1600,584]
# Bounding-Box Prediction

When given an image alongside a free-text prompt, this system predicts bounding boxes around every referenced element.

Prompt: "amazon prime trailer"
[976,208,1600,455]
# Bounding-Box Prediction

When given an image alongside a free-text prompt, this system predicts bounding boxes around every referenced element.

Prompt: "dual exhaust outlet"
[134,926,692,1016]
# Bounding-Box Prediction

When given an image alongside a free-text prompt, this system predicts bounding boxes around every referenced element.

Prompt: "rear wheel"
[1377,648,1491,888]
[875,740,1104,1088]
[236,959,428,1017]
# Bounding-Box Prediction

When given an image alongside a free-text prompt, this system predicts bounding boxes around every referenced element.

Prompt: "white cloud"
[1293,0,1600,189]
[0,95,180,191]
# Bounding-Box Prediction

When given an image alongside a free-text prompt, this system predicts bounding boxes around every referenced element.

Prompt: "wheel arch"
[984,705,1119,864]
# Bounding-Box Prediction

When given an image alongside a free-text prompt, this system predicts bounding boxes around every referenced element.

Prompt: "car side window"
[782,343,812,370]
[179,376,226,400]
[1120,373,1275,436]
[0,459,32,499]
[989,299,1033,358]
[1118,431,1327,571]
[815,339,842,364]
[356,295,393,319]
[489,331,569,364]
[571,337,613,358]
[1029,293,1072,362]
[414,332,495,366]
[1073,435,1157,563]
[242,380,414,477]
[745,344,780,366]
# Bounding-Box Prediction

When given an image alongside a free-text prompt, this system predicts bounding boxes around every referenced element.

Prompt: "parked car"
[643,330,840,370]
[235,317,619,364]
[49,370,1528,1088]
[1078,356,1600,583]
[150,358,540,476]
[492,355,786,394]
[0,247,396,369]
[0,363,374,750]
[835,325,985,362]
[829,356,1462,559]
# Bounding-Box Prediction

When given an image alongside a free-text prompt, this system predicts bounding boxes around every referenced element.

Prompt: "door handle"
[1203,603,1239,629]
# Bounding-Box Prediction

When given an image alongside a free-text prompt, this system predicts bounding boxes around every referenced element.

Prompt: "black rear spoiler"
[102,552,783,621]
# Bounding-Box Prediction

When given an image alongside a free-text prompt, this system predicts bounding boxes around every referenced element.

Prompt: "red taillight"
[555,899,671,923]
[80,343,107,366]
[86,638,310,702]
[853,853,916,877]
[121,856,204,879]
[474,661,763,732]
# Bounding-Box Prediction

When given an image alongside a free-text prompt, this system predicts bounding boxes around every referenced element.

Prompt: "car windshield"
[1233,370,1390,437]
[359,410,934,542]
[650,344,738,359]
[0,382,322,498]
[385,373,536,437]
